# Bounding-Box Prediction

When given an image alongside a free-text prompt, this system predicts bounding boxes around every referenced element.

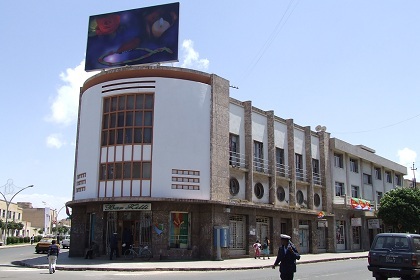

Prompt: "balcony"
[313,172,322,185]
[296,168,309,182]
[253,157,269,173]
[229,151,246,169]
[276,163,290,178]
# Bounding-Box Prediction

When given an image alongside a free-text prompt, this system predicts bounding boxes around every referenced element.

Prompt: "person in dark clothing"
[272,234,300,280]
[85,242,97,259]
[109,233,119,260]
[47,239,60,274]
[122,228,133,254]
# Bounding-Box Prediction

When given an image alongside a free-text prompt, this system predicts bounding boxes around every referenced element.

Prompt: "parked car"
[35,238,59,254]
[368,232,420,280]
[60,235,70,249]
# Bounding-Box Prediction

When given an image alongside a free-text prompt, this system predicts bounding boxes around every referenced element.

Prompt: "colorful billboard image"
[85,2,179,71]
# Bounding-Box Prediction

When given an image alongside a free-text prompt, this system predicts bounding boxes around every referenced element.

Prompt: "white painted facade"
[75,77,212,201]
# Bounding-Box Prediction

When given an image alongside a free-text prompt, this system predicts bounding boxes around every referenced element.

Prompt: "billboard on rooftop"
[85,2,179,71]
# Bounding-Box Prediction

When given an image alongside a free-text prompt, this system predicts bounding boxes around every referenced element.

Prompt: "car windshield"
[40,239,52,243]
[373,236,409,250]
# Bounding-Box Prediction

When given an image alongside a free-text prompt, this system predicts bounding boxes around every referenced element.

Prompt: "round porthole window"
[229,178,240,195]
[296,190,304,205]
[254,183,264,199]
[276,186,285,202]
[314,193,321,207]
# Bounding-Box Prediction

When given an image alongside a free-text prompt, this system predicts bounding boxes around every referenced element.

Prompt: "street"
[0,245,374,279]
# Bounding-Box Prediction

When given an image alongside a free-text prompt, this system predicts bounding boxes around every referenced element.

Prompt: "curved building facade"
[69,65,406,260]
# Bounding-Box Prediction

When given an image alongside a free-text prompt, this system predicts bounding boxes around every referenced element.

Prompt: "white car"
[60,235,70,249]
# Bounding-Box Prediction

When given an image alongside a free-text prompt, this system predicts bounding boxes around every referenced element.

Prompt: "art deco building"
[68,66,406,259]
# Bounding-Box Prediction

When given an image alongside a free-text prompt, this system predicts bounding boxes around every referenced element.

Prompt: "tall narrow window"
[229,134,240,167]
[334,153,343,168]
[276,148,286,177]
[350,158,358,173]
[295,153,304,181]
[312,159,320,184]
[253,141,264,172]
[375,167,382,180]
[351,185,359,198]
[395,174,402,186]
[335,182,345,196]
[385,171,392,183]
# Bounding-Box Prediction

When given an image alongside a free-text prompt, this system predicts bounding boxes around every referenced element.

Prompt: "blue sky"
[1,0,419,219]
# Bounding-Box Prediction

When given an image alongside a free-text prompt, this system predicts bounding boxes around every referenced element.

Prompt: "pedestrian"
[262,236,270,260]
[47,239,60,274]
[109,232,119,260]
[30,234,34,245]
[253,240,262,259]
[272,234,300,280]
[85,241,98,259]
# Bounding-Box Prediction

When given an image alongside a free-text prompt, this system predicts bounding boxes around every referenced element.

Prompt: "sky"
[1,0,419,220]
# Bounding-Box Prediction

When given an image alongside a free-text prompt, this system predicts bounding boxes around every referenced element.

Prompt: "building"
[18,202,57,236]
[68,66,406,259]
[329,139,406,251]
[0,200,32,239]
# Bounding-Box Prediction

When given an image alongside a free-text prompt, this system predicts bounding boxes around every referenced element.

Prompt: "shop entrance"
[106,211,152,255]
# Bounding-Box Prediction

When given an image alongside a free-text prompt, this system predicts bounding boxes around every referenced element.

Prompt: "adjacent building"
[68,66,407,259]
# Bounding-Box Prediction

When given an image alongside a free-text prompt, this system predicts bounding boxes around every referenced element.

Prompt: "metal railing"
[229,151,246,168]
[253,157,269,173]
[313,172,322,185]
[295,168,309,182]
[276,163,290,178]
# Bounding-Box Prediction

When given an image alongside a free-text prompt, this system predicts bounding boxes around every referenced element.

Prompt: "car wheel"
[375,276,387,280]
[36,251,39,254]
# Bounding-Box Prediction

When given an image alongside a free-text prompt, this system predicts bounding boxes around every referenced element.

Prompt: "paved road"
[0,258,372,279]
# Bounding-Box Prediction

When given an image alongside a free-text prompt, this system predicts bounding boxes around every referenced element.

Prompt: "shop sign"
[351,217,362,227]
[103,203,151,211]
[368,219,380,229]
[318,220,328,228]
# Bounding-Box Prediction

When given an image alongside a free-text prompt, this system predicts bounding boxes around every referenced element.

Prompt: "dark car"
[368,233,420,280]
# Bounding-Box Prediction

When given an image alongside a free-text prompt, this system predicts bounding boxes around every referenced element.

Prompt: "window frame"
[335,181,345,196]
[334,153,344,168]
[349,158,359,173]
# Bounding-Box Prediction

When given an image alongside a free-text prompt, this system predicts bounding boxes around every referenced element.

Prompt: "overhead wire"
[241,0,300,82]
[333,113,420,134]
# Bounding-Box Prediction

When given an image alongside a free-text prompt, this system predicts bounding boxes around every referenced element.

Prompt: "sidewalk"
[12,247,368,271]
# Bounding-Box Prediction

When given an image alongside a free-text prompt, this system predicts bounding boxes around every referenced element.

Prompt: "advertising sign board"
[85,2,179,71]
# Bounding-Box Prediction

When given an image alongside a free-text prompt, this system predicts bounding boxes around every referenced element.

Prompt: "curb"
[13,255,367,272]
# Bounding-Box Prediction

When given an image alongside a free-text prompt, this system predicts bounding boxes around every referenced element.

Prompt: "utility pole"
[411,162,417,188]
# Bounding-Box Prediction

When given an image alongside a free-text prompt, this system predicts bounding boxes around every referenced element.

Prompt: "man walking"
[272,234,300,280]
[47,239,60,274]
[109,232,119,260]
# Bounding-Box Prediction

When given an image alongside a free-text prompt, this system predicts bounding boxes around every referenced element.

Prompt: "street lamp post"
[0,180,34,245]
[55,206,65,243]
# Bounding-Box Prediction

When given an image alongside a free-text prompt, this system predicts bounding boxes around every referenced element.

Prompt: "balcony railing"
[276,163,290,178]
[296,168,309,182]
[313,172,322,185]
[253,157,269,173]
[229,151,246,168]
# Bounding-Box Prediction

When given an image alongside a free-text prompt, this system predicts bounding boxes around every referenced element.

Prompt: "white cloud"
[177,39,209,70]
[46,133,65,149]
[397,147,418,179]
[46,60,97,125]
